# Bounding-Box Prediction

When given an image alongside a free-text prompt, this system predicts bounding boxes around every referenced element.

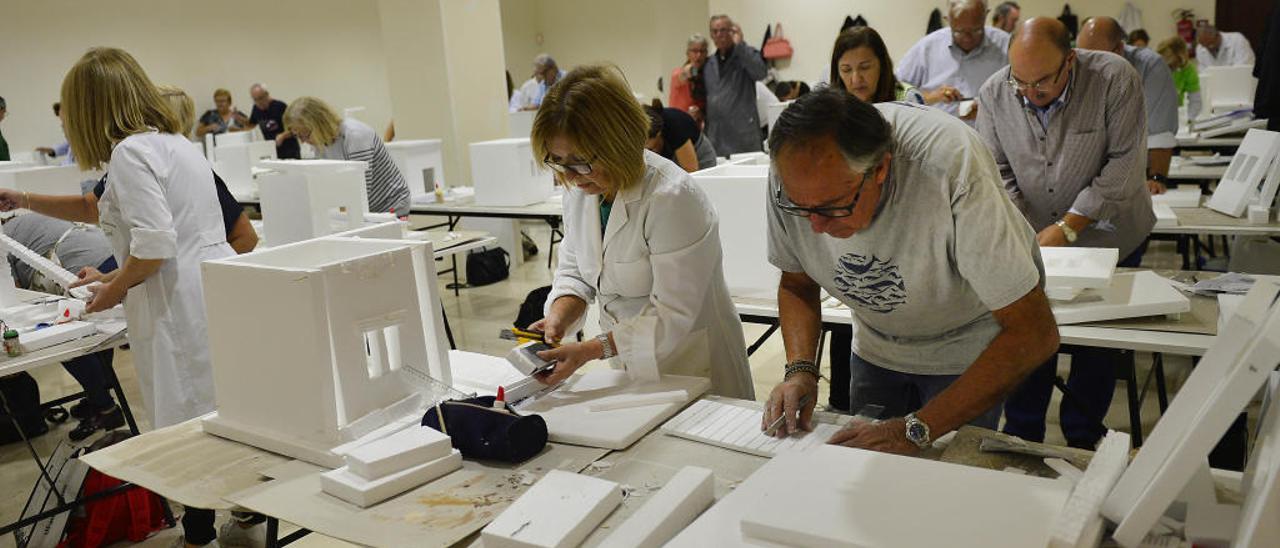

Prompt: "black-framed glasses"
[950,26,985,38]
[773,166,875,218]
[543,154,596,176]
[1006,53,1071,93]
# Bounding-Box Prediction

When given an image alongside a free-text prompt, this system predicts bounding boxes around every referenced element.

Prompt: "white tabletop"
[1151,205,1280,237]
[0,289,129,378]
[1168,158,1227,181]
[409,187,564,218]
[1176,134,1244,148]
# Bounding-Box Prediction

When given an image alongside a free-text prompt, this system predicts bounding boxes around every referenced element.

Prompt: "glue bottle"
[4,329,21,357]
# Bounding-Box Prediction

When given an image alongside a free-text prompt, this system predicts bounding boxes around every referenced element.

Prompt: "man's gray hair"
[709,14,732,26]
[688,33,709,48]
[949,0,988,17]
[533,53,557,69]
[249,83,268,94]
[993,1,1019,20]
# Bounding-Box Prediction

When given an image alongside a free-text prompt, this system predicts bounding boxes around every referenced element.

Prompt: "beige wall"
[712,0,1217,84]
[0,0,394,154]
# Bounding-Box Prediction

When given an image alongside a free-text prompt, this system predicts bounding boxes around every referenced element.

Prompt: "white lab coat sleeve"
[545,195,596,329]
[107,140,179,260]
[610,184,719,374]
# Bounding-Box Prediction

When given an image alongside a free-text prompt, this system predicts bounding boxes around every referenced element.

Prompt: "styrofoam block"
[257,160,370,245]
[1235,372,1280,547]
[0,165,89,196]
[1206,129,1280,217]
[320,449,460,508]
[1153,202,1179,228]
[516,370,709,450]
[0,232,81,289]
[692,166,778,299]
[1184,503,1240,548]
[670,444,1069,548]
[1050,431,1132,548]
[1042,247,1119,289]
[343,426,452,481]
[1151,187,1203,208]
[1051,271,1190,325]
[385,139,445,196]
[20,322,97,352]
[766,101,791,129]
[588,389,688,412]
[482,470,623,548]
[469,138,553,207]
[598,466,714,548]
[508,110,536,139]
[1247,205,1271,224]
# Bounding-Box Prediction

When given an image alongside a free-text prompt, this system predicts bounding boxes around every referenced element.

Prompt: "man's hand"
[761,372,818,437]
[36,147,55,157]
[534,339,602,385]
[827,417,920,456]
[1146,179,1167,195]
[1037,224,1069,247]
[731,24,744,45]
[923,86,962,104]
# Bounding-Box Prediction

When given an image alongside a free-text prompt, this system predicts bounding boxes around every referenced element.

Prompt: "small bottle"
[4,329,21,357]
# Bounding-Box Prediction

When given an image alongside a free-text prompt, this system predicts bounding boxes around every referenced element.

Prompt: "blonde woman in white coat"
[527,65,754,399]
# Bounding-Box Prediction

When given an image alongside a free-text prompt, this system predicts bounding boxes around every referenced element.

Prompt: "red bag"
[58,471,168,547]
[763,23,793,60]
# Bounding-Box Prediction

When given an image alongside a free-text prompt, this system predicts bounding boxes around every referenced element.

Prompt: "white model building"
[256,159,370,246]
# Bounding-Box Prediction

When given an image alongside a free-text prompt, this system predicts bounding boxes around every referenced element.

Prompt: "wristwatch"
[1055,220,1079,244]
[904,413,932,449]
[596,333,616,360]
[1149,173,1168,184]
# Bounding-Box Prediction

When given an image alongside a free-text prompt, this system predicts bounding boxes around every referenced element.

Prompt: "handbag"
[465,247,510,287]
[422,396,548,463]
[762,23,793,60]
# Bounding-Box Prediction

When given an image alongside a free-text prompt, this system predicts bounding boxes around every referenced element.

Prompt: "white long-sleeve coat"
[98,132,235,428]
[547,151,754,399]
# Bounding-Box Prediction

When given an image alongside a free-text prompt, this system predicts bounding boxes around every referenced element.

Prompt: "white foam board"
[1103,279,1280,546]
[1041,247,1120,289]
[670,444,1070,548]
[257,159,370,245]
[598,466,714,548]
[515,370,709,450]
[692,164,778,299]
[1153,202,1179,228]
[344,426,453,481]
[588,389,688,412]
[386,139,445,196]
[0,165,90,196]
[201,237,453,467]
[215,140,276,198]
[1151,187,1203,208]
[508,110,536,139]
[469,138,553,206]
[19,321,97,352]
[661,398,842,457]
[1206,129,1280,217]
[1051,271,1191,325]
[1235,373,1280,547]
[1050,431,1132,548]
[482,470,623,548]
[320,449,460,508]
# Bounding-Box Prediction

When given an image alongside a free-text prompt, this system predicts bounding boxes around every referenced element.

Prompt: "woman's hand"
[71,267,104,288]
[534,339,604,385]
[85,281,126,314]
[528,313,571,344]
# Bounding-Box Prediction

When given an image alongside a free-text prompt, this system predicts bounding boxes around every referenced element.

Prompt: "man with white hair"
[246,83,299,159]
[897,0,1010,120]
[704,14,768,154]
[509,54,565,112]
[1196,24,1256,68]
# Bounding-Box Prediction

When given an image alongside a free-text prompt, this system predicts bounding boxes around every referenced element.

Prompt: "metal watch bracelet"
[784,360,820,382]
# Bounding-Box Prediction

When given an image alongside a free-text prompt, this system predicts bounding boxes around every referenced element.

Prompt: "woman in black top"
[643,102,717,172]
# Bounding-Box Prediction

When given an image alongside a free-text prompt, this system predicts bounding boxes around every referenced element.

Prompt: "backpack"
[0,372,48,444]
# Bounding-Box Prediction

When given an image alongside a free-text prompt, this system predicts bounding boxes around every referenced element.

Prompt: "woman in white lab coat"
[528,65,754,399]
[0,48,233,428]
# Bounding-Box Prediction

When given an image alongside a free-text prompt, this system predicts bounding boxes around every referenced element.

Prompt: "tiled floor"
[0,223,1223,547]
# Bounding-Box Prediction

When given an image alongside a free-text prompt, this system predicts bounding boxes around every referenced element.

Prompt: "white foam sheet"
[1050,431,1132,548]
[1206,129,1280,217]
[514,370,709,450]
[1153,202,1179,228]
[661,398,842,458]
[1236,373,1280,547]
[1102,279,1280,546]
[256,159,369,245]
[692,165,779,299]
[1151,187,1203,208]
[1051,271,1191,325]
[385,139,445,196]
[669,444,1070,548]
[481,470,623,548]
[1041,247,1120,289]
[448,350,525,396]
[0,165,89,196]
[320,449,461,508]
[598,466,714,548]
[343,426,453,481]
[20,322,97,352]
[470,138,553,206]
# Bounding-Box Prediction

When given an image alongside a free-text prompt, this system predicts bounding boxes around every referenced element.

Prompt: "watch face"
[907,421,927,442]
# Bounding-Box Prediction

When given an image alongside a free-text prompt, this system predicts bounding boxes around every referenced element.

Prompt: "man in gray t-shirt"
[4,214,113,289]
[761,92,1059,455]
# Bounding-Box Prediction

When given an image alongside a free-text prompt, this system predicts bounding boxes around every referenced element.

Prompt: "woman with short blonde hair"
[158,84,196,136]
[0,47,237,546]
[526,65,753,399]
[285,96,411,215]
[1157,36,1202,117]
[196,87,249,137]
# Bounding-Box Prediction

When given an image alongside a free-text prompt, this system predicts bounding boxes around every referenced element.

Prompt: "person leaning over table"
[0,47,238,548]
[760,89,1059,455]
[1157,36,1203,120]
[284,96,412,217]
[643,101,717,172]
[525,64,754,400]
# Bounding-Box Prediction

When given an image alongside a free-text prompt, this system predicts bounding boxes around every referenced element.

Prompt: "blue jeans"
[848,352,1002,430]
[1001,241,1147,448]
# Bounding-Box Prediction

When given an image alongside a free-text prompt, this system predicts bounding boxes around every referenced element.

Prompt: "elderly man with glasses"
[896,0,1010,121]
[977,18,1153,450]
[760,89,1058,456]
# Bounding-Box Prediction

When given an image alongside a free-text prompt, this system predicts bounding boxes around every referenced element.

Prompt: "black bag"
[465,247,510,287]
[422,396,548,463]
[0,372,49,444]
[515,286,553,330]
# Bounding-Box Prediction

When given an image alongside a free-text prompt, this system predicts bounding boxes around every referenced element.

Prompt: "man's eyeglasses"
[543,154,596,176]
[773,167,875,218]
[1006,54,1071,93]
[950,26,985,38]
